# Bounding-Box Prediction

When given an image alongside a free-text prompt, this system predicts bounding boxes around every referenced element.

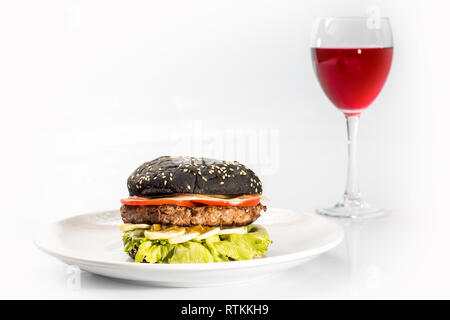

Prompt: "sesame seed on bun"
[127,156,263,196]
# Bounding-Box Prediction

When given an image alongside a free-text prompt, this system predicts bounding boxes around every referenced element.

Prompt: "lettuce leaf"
[168,241,216,264]
[122,224,272,264]
[122,229,145,254]
[134,241,175,263]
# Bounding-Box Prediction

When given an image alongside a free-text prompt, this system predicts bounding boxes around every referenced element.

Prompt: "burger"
[119,156,271,263]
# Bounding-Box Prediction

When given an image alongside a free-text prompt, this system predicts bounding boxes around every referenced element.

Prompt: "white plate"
[34,208,344,287]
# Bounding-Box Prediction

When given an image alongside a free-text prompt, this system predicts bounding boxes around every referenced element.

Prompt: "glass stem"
[343,115,362,203]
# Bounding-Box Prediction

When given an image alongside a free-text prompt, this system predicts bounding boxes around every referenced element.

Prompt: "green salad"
[122,225,272,264]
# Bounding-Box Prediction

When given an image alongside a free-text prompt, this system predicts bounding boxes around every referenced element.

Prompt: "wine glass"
[311,17,393,218]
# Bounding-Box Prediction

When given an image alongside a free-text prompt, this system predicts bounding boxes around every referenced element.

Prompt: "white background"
[1,0,449,299]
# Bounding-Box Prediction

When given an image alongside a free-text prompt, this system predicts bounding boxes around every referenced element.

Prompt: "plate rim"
[34,208,344,271]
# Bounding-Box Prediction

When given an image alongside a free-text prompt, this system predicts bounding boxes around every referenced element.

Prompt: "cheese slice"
[144,226,186,240]
[193,227,221,240]
[121,224,250,240]
[168,231,201,244]
[119,223,150,232]
[219,226,248,235]
[128,193,264,203]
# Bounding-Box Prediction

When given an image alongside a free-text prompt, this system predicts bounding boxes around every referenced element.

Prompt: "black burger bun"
[127,156,263,196]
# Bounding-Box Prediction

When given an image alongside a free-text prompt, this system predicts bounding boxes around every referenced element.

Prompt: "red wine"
[312,47,393,115]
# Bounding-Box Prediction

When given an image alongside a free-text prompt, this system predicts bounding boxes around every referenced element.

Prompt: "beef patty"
[120,203,266,227]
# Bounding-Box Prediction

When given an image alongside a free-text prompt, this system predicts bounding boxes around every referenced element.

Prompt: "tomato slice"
[120,197,196,207]
[120,194,261,207]
[191,198,260,206]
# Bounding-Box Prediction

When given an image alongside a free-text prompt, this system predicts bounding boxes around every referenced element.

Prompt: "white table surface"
[1,0,449,299]
[2,204,448,300]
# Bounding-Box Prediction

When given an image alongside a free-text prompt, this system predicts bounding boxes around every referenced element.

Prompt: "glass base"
[316,201,385,219]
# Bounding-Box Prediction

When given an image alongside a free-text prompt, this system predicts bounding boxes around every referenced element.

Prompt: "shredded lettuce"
[122,224,271,263]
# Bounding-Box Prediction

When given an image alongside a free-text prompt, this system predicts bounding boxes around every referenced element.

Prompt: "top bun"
[127,156,263,196]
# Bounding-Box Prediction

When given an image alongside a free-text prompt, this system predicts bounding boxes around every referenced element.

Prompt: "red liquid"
[312,47,393,115]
